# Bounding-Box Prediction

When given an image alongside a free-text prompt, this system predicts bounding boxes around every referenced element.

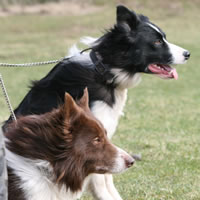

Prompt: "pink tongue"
[172,68,178,80]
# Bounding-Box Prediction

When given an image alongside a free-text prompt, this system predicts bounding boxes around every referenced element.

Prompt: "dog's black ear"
[116,5,139,30]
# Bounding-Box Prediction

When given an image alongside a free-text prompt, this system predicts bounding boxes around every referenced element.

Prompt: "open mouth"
[148,64,178,80]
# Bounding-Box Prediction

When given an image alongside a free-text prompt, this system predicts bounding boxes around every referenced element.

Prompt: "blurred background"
[0,0,200,199]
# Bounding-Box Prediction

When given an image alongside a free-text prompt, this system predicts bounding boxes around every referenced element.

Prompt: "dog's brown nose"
[125,157,135,168]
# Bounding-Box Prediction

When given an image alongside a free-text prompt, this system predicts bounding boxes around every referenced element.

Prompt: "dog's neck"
[89,50,141,89]
[90,50,114,83]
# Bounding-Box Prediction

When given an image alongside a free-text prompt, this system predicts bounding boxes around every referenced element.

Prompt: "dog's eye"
[154,39,163,45]
[93,137,101,145]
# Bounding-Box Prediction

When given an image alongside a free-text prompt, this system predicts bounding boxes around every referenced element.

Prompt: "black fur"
[13,59,115,115]
[3,5,185,129]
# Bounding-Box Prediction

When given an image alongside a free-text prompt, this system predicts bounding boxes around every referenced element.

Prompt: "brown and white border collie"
[4,89,134,200]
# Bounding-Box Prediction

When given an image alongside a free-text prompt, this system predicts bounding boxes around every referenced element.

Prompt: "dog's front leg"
[88,174,115,200]
[105,174,123,200]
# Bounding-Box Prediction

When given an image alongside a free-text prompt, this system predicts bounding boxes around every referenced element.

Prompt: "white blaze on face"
[163,38,188,64]
[111,146,134,173]
[147,23,188,64]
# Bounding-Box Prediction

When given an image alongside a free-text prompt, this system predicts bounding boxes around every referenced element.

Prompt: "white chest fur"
[6,148,89,200]
[91,89,128,139]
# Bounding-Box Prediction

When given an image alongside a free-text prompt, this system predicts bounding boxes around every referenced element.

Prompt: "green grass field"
[0,1,200,199]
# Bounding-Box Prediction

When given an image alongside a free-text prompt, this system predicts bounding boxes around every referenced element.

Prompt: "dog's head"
[54,88,134,190]
[93,5,190,84]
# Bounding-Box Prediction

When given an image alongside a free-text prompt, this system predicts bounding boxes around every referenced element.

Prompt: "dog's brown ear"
[78,88,89,110]
[63,92,80,121]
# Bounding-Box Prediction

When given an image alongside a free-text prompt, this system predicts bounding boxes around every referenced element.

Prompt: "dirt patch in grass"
[0,1,104,16]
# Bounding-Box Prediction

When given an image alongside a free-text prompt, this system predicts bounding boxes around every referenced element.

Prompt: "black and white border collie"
[3,5,190,200]
[5,89,134,200]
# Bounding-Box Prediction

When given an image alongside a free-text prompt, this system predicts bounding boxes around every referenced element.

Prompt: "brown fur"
[5,88,118,198]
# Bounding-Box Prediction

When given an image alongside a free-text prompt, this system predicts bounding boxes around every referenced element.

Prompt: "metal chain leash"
[0,74,16,121]
[0,58,65,67]
[0,48,91,120]
[0,56,66,121]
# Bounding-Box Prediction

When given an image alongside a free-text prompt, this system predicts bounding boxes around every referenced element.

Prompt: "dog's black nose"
[183,51,190,60]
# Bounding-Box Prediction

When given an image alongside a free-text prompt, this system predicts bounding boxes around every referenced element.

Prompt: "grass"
[0,1,200,199]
